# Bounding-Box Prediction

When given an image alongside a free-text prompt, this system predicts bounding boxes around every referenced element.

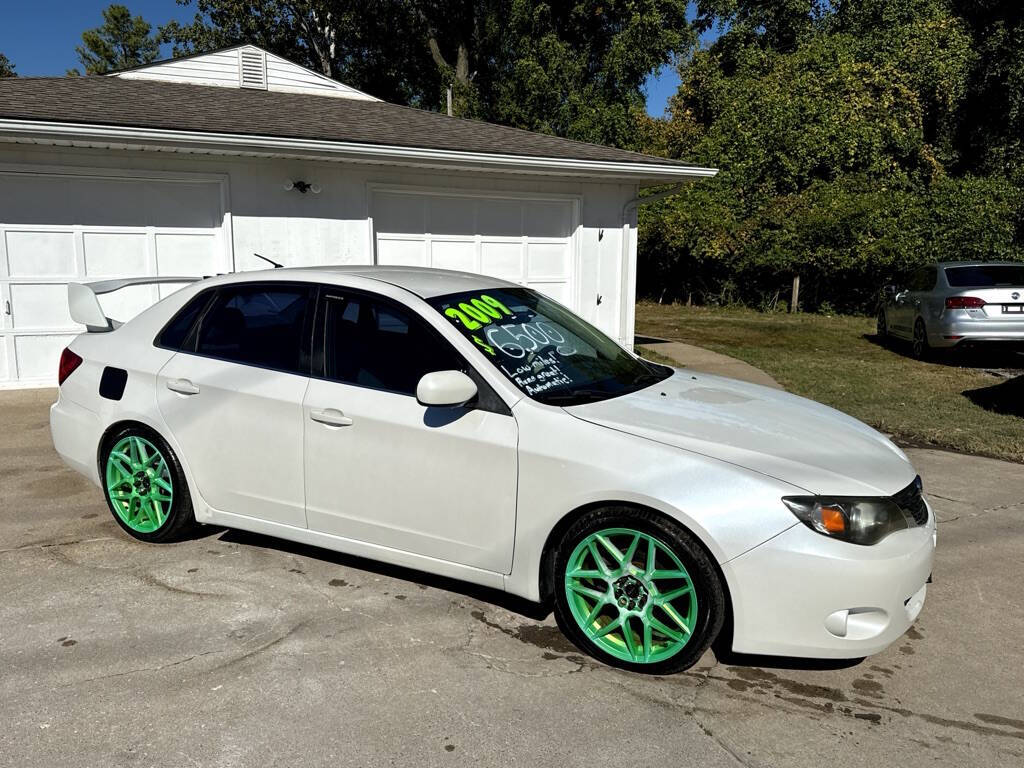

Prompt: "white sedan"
[51,266,934,673]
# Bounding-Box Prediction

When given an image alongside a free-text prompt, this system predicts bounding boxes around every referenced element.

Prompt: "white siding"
[116,45,380,101]
[117,49,240,89]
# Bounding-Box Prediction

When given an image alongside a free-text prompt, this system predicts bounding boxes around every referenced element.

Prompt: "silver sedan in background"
[878,261,1024,359]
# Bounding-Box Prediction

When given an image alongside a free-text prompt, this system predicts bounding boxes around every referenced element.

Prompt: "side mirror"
[416,370,477,408]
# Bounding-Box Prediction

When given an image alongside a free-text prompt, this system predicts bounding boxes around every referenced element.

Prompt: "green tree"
[73,4,161,75]
[0,53,16,78]
[159,1,691,147]
[639,0,1024,312]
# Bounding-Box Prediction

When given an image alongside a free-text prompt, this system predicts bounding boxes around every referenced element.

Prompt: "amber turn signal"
[820,505,846,534]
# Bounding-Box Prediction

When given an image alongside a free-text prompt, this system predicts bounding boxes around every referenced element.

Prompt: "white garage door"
[0,170,230,387]
[373,190,578,308]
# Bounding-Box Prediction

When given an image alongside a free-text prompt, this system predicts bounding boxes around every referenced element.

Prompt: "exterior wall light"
[284,180,322,194]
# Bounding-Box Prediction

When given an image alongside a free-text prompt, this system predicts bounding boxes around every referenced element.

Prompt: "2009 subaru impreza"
[51,266,934,673]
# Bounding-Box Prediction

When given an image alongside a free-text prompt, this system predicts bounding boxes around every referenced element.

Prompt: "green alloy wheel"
[565,528,697,663]
[101,427,195,542]
[553,509,724,673]
[105,435,173,532]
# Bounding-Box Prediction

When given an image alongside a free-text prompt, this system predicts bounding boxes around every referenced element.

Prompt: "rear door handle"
[166,378,200,396]
[310,408,353,427]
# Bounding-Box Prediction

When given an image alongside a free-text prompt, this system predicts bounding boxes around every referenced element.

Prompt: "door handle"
[166,378,200,396]
[310,408,354,427]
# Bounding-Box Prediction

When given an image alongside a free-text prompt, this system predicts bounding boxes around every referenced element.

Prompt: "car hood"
[564,371,916,497]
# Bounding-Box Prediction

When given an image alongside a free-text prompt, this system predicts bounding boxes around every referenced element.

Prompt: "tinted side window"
[323,293,463,395]
[156,291,212,351]
[195,284,312,374]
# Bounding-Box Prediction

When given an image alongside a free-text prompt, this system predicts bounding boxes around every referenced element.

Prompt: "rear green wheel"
[105,435,173,533]
[101,426,195,542]
[552,507,724,674]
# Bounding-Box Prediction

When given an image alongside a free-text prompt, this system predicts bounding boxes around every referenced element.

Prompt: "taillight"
[945,296,986,309]
[58,348,83,386]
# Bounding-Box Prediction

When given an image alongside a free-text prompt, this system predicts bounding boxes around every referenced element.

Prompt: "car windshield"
[427,287,672,405]
[945,265,1024,287]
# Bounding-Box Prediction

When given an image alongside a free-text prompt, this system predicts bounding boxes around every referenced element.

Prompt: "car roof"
[208,265,519,299]
[931,261,1024,269]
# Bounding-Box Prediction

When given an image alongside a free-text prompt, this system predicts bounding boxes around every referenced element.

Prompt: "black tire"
[99,424,197,543]
[551,506,725,675]
[912,318,932,360]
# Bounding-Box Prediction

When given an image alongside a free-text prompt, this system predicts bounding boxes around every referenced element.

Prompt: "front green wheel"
[101,426,195,542]
[553,508,724,673]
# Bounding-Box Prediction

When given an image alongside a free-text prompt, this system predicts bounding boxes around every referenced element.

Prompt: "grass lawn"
[635,302,1024,464]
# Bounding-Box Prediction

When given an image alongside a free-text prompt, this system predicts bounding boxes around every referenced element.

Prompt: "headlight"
[782,496,911,545]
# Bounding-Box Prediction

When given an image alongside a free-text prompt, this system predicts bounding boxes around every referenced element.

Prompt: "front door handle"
[166,378,200,396]
[310,408,353,427]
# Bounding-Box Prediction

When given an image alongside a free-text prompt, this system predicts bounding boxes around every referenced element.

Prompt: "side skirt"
[205,508,507,591]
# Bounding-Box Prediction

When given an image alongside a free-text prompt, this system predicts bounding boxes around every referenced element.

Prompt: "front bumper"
[722,503,935,659]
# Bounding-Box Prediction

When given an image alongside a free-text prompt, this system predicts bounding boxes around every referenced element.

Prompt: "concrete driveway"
[2,388,1022,767]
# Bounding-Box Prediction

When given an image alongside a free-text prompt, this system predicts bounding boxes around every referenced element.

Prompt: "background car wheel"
[912,318,932,360]
[101,425,196,543]
[551,506,725,674]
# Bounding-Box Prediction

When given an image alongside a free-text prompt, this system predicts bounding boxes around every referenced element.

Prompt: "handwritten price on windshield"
[485,322,576,358]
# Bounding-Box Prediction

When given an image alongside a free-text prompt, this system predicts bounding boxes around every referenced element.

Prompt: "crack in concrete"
[61,648,223,687]
[0,536,114,555]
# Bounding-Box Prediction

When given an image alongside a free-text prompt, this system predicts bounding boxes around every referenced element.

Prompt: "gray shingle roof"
[0,76,700,170]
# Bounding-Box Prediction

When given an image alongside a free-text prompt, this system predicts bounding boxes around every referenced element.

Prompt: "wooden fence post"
[791,275,801,313]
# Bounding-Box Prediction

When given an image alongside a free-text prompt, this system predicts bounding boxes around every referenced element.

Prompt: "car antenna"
[253,252,284,269]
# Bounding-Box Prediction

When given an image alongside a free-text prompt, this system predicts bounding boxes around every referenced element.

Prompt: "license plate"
[1002,304,1024,314]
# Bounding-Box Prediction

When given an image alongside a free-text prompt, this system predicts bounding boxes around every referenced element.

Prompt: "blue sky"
[1,0,700,117]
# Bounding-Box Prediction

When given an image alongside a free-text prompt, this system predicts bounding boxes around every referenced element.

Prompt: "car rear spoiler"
[68,277,203,332]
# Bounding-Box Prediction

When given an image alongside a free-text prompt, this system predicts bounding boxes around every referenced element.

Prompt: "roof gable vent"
[238,48,267,90]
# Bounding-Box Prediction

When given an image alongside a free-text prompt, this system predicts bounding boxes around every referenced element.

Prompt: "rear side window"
[945,265,1024,287]
[156,291,213,351]
[322,292,463,395]
[195,284,313,374]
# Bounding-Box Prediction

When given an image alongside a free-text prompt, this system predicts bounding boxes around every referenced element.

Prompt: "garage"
[0,169,229,387]
[373,189,579,309]
[0,44,714,388]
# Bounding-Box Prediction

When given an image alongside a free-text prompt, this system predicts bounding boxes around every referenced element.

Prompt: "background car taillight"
[58,348,83,385]
[945,296,986,309]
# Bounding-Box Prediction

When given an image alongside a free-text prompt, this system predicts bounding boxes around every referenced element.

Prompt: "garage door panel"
[375,191,577,314]
[523,201,571,238]
[374,194,425,234]
[142,182,222,228]
[0,343,9,382]
[480,241,522,281]
[527,242,569,278]
[97,285,159,324]
[477,200,522,237]
[377,238,426,267]
[10,284,74,329]
[83,232,148,277]
[427,197,474,236]
[430,240,476,271]
[155,233,217,275]
[14,335,75,380]
[5,231,75,277]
